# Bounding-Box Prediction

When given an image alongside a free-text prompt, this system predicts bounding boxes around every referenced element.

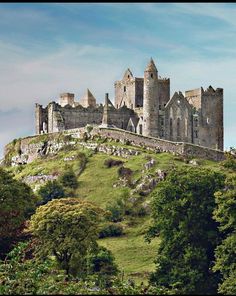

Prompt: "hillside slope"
[3,131,228,283]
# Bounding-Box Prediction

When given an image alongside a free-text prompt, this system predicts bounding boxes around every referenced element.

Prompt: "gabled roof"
[165,91,191,110]
[80,89,96,107]
[123,68,133,80]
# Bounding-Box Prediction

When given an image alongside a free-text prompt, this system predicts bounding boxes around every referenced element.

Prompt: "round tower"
[143,58,159,137]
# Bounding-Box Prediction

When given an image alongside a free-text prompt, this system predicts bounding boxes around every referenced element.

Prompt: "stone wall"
[5,125,224,167]
[158,78,170,108]
[43,102,104,133]
[90,127,225,161]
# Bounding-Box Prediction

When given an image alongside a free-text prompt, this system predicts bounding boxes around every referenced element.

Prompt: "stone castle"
[35,58,224,151]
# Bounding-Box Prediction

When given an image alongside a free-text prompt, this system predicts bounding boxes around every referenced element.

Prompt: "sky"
[0,3,236,158]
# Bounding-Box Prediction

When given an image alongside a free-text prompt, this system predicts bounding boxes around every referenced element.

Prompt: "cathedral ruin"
[35,58,224,151]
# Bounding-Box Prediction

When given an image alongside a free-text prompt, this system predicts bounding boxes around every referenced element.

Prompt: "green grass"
[99,217,159,284]
[76,153,131,207]
[7,138,231,284]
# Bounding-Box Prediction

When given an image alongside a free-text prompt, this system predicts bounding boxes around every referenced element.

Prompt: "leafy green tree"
[0,168,35,258]
[28,198,105,276]
[37,180,65,205]
[213,174,236,294]
[147,167,225,295]
[58,169,79,189]
[0,241,107,295]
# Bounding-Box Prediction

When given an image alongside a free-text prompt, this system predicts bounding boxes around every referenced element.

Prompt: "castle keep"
[35,58,224,151]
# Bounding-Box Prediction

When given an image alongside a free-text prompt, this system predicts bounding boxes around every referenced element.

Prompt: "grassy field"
[8,138,228,284]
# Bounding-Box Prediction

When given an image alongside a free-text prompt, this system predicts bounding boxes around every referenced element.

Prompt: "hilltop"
[2,127,230,283]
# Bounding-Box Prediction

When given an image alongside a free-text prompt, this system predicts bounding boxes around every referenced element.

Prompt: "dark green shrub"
[37,180,65,205]
[104,158,124,168]
[118,166,133,178]
[58,169,79,189]
[99,223,124,238]
[106,199,125,222]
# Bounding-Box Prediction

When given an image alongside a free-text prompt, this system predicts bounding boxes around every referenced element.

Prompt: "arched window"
[170,118,173,138]
[151,73,153,78]
[124,86,126,92]
[177,118,180,137]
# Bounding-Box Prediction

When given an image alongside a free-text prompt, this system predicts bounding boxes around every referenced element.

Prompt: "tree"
[37,180,65,205]
[28,198,105,276]
[146,167,225,295]
[58,169,79,189]
[0,168,35,258]
[213,174,236,294]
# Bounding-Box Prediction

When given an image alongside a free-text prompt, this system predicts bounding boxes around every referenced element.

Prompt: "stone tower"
[143,58,159,137]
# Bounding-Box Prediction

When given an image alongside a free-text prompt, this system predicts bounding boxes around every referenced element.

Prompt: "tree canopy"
[0,168,35,239]
[147,167,225,294]
[28,198,105,276]
[213,174,236,294]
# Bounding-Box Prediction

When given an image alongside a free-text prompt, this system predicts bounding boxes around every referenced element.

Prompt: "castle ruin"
[35,58,224,151]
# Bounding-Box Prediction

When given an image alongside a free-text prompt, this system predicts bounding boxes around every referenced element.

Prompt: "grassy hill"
[4,134,231,284]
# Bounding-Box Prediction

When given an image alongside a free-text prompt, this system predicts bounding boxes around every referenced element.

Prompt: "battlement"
[201,86,223,96]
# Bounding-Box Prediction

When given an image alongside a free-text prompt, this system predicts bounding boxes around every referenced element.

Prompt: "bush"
[88,246,119,277]
[58,169,79,189]
[104,158,124,168]
[106,199,125,222]
[118,166,133,179]
[37,180,65,205]
[99,223,124,238]
[222,158,236,171]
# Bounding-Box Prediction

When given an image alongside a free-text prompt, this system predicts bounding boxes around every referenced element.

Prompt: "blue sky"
[0,3,236,157]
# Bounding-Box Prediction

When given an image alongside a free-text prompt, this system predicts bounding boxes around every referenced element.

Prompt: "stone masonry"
[35,58,224,151]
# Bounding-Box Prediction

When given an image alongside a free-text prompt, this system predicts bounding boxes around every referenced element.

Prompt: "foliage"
[0,241,158,295]
[58,169,79,189]
[106,199,126,222]
[99,223,124,238]
[118,166,133,179]
[104,158,124,168]
[213,174,236,294]
[222,147,236,171]
[28,198,105,276]
[89,247,118,277]
[0,242,105,295]
[37,180,65,205]
[0,168,35,257]
[146,167,225,295]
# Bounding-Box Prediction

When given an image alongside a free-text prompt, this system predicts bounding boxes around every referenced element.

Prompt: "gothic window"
[139,124,143,135]
[177,118,180,137]
[151,73,153,78]
[128,75,130,79]
[194,117,198,127]
[185,118,188,137]
[195,130,198,138]
[124,86,126,92]
[170,118,173,138]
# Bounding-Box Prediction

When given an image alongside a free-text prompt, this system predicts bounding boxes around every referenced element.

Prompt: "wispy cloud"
[0,3,235,156]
